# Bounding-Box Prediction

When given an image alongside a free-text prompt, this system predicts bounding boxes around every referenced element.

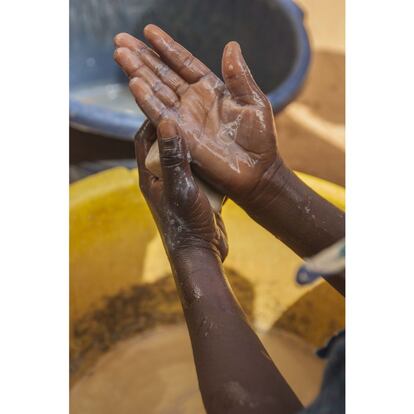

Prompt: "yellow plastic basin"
[70,167,345,384]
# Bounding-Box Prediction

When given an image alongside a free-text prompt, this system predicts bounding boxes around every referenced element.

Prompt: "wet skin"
[135,119,303,414]
[118,25,346,414]
[113,26,280,204]
[114,25,345,295]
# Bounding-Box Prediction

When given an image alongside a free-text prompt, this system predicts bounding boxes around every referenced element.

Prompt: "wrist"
[238,159,293,218]
[169,245,222,271]
[240,164,345,258]
[161,229,224,263]
[168,246,232,311]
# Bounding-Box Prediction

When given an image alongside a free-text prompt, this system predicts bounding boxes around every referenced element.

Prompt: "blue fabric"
[300,332,345,414]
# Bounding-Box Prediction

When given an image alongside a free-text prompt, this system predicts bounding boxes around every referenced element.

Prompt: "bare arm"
[114,27,345,294]
[135,119,303,413]
[172,248,303,414]
[240,162,345,295]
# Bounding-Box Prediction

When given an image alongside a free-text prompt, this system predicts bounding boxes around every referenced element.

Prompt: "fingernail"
[113,34,121,46]
[144,24,161,37]
[231,41,241,51]
[226,41,240,55]
[113,33,126,46]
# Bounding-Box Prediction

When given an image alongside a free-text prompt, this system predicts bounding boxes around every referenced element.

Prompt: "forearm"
[169,247,303,414]
[241,163,345,294]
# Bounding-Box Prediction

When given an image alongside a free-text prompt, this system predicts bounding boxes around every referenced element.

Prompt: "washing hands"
[113,25,285,212]
[114,24,345,294]
[113,24,345,414]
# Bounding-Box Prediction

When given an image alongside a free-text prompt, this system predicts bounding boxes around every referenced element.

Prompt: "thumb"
[157,119,196,199]
[222,41,266,106]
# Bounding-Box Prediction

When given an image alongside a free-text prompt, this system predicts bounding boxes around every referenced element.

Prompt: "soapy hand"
[135,118,228,262]
[114,25,284,210]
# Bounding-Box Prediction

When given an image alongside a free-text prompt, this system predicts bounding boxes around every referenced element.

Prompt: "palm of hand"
[114,26,280,197]
[174,75,277,193]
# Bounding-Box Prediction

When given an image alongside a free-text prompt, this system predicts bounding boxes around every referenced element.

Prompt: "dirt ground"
[277,0,345,186]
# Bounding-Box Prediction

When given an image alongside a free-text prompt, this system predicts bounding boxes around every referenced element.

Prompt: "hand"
[114,25,285,210]
[136,126,302,414]
[135,118,228,262]
[115,26,345,284]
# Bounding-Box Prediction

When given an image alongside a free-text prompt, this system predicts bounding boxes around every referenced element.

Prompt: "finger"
[114,47,179,108]
[114,32,143,49]
[144,24,211,84]
[137,47,190,96]
[222,41,267,106]
[114,32,190,96]
[134,119,157,189]
[129,77,169,124]
[157,119,196,200]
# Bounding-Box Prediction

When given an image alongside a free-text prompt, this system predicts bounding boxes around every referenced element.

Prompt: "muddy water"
[70,324,324,413]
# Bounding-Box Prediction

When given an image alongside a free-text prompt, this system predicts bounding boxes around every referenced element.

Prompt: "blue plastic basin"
[70,0,310,141]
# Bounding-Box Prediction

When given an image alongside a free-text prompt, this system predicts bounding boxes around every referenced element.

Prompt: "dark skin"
[115,25,345,413]
[136,119,303,414]
[114,26,345,295]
